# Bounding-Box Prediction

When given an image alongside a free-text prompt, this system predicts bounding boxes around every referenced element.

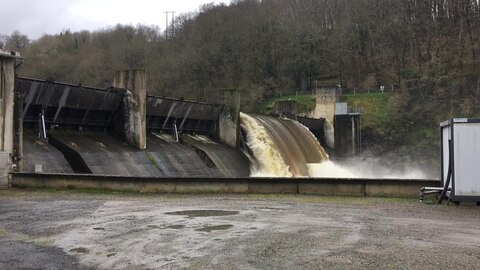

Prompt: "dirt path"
[1,189,479,269]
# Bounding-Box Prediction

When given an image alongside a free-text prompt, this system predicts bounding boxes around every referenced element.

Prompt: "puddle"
[70,247,90,254]
[93,227,105,230]
[164,210,239,218]
[196,224,233,232]
[165,225,185,230]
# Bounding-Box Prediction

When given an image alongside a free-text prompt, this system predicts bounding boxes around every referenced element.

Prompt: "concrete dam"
[0,52,438,195]
[16,75,251,178]
[16,73,336,179]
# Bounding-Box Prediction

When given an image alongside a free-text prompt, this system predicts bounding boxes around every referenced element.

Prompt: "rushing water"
[240,113,329,177]
[240,113,427,179]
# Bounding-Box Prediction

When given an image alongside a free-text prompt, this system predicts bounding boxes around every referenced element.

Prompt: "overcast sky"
[0,0,229,39]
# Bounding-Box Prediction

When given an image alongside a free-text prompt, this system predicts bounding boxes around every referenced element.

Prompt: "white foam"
[307,161,358,178]
[324,119,335,149]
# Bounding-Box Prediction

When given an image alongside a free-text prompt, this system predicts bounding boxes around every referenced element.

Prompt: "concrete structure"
[146,96,222,135]
[112,69,147,150]
[7,65,429,199]
[268,89,361,156]
[304,88,340,123]
[271,101,297,120]
[218,89,240,148]
[334,112,361,157]
[14,75,246,178]
[11,172,440,197]
[182,135,250,178]
[0,49,21,187]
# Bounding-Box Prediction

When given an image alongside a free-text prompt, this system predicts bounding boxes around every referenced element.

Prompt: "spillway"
[147,134,222,177]
[48,131,161,176]
[181,135,250,178]
[240,113,329,177]
[23,131,73,174]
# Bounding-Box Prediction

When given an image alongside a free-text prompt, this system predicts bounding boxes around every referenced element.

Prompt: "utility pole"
[171,11,176,37]
[164,11,169,37]
[164,11,175,38]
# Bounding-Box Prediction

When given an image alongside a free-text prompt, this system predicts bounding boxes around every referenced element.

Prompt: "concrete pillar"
[218,90,240,148]
[112,69,147,150]
[272,101,297,120]
[0,50,21,187]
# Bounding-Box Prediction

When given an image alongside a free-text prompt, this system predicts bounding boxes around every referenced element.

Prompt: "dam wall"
[13,73,249,178]
[4,64,435,200]
[0,50,22,187]
[11,172,440,197]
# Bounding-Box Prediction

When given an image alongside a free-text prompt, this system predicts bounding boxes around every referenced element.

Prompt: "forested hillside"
[2,0,480,167]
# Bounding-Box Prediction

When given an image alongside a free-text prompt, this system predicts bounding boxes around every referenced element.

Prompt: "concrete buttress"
[218,90,240,148]
[112,69,147,150]
[0,50,22,187]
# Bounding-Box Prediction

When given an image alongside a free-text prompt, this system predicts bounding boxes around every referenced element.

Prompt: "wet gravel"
[0,189,479,269]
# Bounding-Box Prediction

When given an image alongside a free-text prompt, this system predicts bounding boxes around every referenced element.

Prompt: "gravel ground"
[0,189,479,270]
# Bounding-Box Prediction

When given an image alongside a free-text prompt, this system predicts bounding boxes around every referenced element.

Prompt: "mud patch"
[196,224,233,232]
[165,210,239,218]
[70,247,90,254]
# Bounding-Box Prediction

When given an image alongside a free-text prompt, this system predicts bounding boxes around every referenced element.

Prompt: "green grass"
[255,93,391,130]
[255,95,315,115]
[145,152,163,172]
[340,92,391,129]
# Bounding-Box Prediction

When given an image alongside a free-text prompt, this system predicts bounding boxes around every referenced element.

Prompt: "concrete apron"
[10,173,440,197]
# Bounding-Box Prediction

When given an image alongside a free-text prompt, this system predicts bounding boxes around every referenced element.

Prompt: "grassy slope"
[255,95,316,115]
[255,93,391,133]
[340,92,390,133]
[342,92,439,170]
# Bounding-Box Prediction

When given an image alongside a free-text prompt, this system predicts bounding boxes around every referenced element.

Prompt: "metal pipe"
[438,140,452,204]
[41,111,47,138]
[38,109,47,138]
[14,58,24,69]
[172,119,179,142]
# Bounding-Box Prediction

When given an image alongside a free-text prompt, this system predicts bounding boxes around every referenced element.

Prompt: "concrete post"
[218,90,240,148]
[112,69,147,150]
[0,50,21,187]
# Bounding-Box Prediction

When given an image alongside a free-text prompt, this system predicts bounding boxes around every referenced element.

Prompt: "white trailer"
[440,118,480,203]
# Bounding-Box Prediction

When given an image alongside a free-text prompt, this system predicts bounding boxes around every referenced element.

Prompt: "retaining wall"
[11,173,440,197]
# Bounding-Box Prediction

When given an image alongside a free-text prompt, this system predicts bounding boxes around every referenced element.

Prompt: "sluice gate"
[146,95,223,135]
[14,74,250,178]
[16,77,123,130]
